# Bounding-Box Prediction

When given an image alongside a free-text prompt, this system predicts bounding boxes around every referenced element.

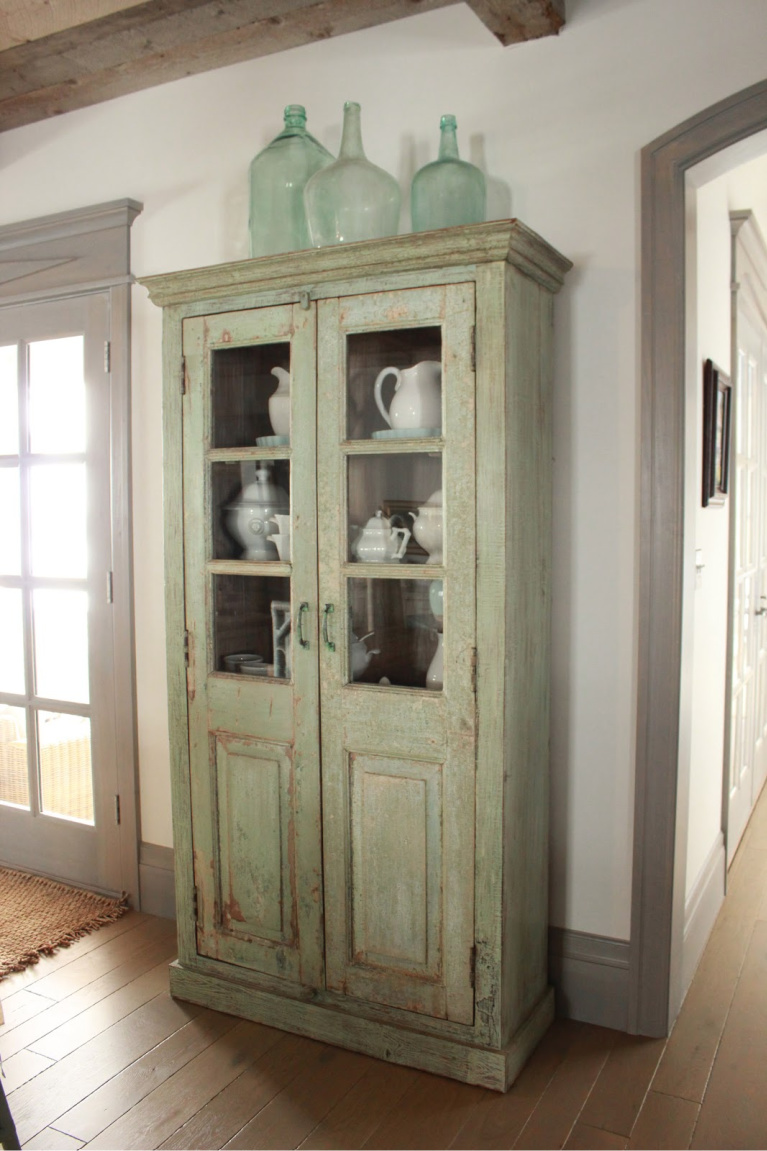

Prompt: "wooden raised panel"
[344,752,445,1014]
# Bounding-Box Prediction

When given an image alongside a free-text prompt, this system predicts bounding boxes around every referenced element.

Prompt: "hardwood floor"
[3,791,767,1150]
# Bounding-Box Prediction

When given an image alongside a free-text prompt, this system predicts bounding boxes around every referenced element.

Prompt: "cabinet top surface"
[140,219,571,308]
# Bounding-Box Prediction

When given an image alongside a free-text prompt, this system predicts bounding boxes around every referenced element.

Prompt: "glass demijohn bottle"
[411,114,486,232]
[303,101,401,247]
[248,104,333,257]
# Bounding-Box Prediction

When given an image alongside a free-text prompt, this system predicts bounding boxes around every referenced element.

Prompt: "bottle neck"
[282,104,307,134]
[339,102,366,159]
[438,116,460,161]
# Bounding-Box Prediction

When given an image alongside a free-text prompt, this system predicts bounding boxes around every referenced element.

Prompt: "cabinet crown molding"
[140,219,573,307]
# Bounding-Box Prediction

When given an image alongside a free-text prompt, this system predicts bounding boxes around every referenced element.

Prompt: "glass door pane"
[28,336,86,454]
[0,705,29,808]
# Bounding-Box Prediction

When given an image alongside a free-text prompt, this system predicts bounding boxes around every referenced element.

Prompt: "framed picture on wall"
[702,358,732,507]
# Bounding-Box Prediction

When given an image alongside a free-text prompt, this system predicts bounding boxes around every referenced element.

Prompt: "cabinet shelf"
[207,447,291,463]
[343,438,444,455]
[207,559,291,577]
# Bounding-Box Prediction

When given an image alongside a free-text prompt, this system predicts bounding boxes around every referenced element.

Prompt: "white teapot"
[409,489,443,563]
[373,360,441,431]
[352,511,410,564]
[350,631,381,680]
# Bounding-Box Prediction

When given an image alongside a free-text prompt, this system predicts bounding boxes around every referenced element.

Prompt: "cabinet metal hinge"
[469,945,477,988]
[114,794,121,825]
[471,647,478,694]
[192,887,199,921]
[183,630,190,667]
[180,356,187,395]
[104,341,111,374]
[470,326,476,371]
[106,570,114,604]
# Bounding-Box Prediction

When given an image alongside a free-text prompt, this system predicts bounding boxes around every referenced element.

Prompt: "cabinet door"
[182,301,323,988]
[317,282,476,1025]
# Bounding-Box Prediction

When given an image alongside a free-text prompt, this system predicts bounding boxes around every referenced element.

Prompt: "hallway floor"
[1,791,766,1149]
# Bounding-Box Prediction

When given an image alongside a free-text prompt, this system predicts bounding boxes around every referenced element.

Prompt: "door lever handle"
[297,601,310,649]
[322,603,336,651]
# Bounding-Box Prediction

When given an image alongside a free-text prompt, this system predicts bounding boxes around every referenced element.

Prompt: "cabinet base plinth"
[168,960,554,1092]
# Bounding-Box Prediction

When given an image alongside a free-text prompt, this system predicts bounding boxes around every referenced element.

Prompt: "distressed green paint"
[144,221,570,1091]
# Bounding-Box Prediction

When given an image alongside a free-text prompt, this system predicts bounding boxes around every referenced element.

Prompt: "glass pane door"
[0,294,116,889]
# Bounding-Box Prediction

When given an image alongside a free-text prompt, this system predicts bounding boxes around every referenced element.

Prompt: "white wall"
[1,0,766,940]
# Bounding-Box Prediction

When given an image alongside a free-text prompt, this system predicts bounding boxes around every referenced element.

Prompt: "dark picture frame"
[702,358,731,507]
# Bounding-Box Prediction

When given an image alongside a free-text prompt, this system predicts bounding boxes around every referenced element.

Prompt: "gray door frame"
[631,79,767,1036]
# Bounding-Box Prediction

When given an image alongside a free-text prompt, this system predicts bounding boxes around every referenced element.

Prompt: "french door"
[0,294,123,892]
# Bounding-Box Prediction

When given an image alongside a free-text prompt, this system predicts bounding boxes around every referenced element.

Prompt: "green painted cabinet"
[142,220,570,1091]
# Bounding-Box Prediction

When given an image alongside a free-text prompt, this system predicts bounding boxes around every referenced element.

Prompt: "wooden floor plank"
[224,1045,375,1151]
[511,1024,617,1150]
[27,944,179,1061]
[652,842,767,1103]
[691,918,767,1149]
[564,1121,628,1149]
[299,1058,418,1150]
[0,911,150,997]
[23,1126,85,1149]
[0,1045,54,1092]
[627,1090,699,1150]
[0,942,177,1062]
[8,991,199,1145]
[578,1032,665,1136]
[449,1018,581,1150]
[0,988,56,1034]
[85,1018,284,1150]
[159,1032,328,1151]
[54,1008,240,1143]
[362,1070,487,1150]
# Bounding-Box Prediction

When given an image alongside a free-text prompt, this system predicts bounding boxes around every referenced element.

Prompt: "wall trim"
[549,927,630,1032]
[139,842,176,920]
[682,834,725,995]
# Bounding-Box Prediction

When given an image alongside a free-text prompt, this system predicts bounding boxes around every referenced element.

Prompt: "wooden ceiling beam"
[0,0,565,133]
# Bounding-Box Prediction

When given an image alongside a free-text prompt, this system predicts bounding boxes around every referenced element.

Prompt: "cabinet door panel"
[318,283,476,1025]
[182,302,323,989]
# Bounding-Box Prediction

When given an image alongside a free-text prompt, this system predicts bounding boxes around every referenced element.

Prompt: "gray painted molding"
[681,835,725,996]
[0,199,142,304]
[549,928,630,1032]
[139,842,176,920]
[632,78,767,1037]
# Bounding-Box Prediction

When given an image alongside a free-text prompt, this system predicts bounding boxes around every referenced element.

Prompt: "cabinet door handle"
[322,603,336,651]
[297,601,310,649]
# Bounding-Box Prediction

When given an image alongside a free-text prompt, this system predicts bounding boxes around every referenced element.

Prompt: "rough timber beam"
[0,0,565,133]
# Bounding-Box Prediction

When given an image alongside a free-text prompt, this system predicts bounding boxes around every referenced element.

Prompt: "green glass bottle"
[248,105,333,257]
[304,102,401,247]
[411,114,486,233]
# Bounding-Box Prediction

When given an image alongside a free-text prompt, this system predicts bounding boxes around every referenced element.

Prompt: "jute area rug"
[0,867,128,978]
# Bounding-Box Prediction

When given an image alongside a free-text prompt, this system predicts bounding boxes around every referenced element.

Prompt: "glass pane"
[213,574,291,680]
[0,467,21,575]
[214,459,290,561]
[33,589,89,704]
[348,453,442,564]
[38,711,93,823]
[0,705,29,809]
[211,343,291,448]
[30,463,87,578]
[0,587,25,694]
[346,327,442,441]
[348,578,442,689]
[29,335,85,454]
[0,344,19,455]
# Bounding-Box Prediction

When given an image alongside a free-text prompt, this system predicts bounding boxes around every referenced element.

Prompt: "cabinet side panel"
[502,267,553,1042]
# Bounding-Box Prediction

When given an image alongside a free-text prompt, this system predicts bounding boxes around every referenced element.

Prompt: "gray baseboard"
[682,834,725,996]
[138,842,176,920]
[549,927,630,1032]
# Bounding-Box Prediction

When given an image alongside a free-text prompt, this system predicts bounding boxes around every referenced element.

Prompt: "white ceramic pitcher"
[373,360,441,431]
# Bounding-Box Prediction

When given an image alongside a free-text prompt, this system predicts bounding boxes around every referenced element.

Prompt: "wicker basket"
[0,735,94,822]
